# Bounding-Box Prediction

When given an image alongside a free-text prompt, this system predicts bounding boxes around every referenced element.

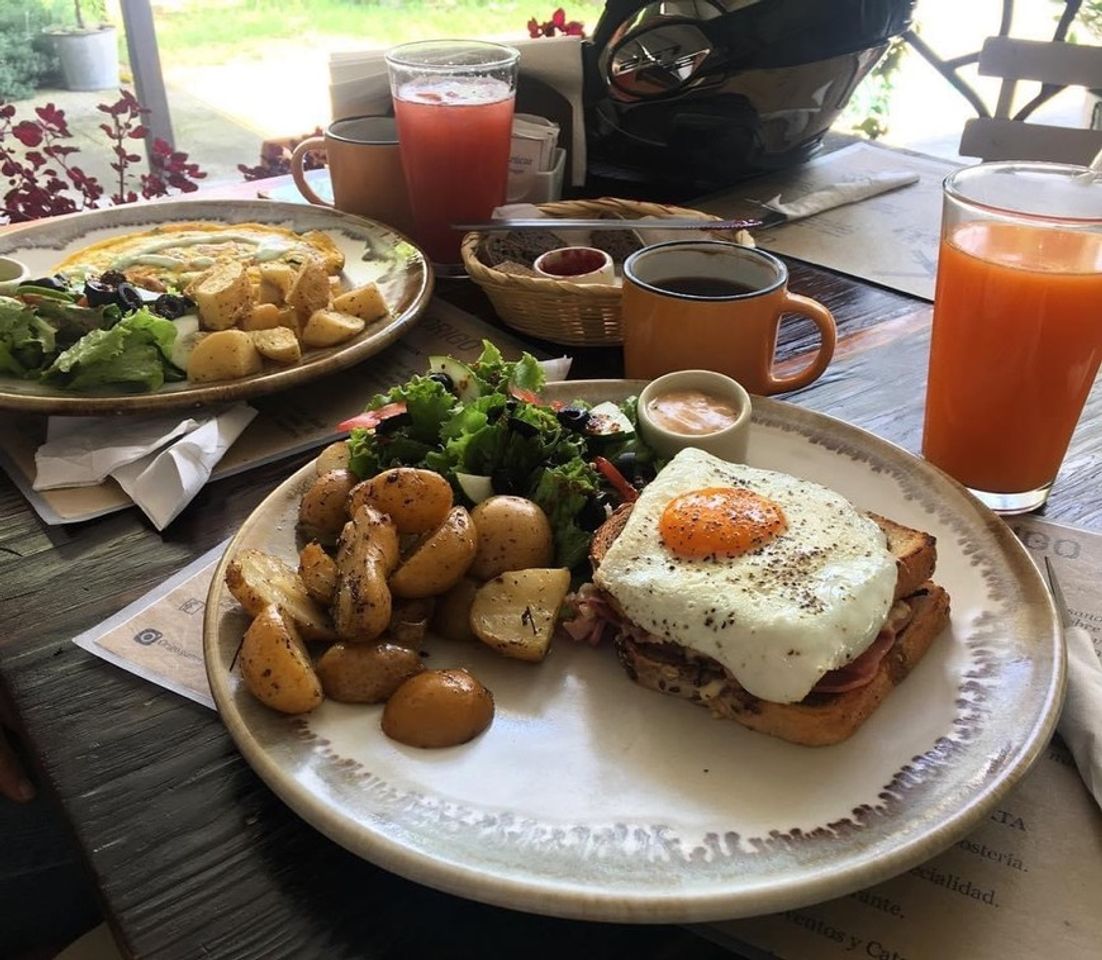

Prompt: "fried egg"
[594,447,896,703]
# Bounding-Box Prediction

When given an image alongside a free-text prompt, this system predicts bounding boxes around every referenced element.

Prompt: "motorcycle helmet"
[582,0,916,198]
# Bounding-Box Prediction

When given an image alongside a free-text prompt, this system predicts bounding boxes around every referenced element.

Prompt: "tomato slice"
[593,455,639,503]
[508,385,542,405]
[336,401,408,432]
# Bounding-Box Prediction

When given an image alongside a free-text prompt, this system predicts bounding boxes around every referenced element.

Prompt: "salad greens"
[0,275,185,392]
[346,342,654,570]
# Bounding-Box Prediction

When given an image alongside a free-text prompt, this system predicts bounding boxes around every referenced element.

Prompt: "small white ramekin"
[637,369,752,463]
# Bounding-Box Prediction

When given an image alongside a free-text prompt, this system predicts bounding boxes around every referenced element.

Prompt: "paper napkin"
[1060,623,1102,810]
[34,405,256,531]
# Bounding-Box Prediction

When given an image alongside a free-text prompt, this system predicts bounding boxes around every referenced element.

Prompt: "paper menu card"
[72,515,1102,960]
[705,514,1102,960]
[0,299,537,526]
[698,141,960,302]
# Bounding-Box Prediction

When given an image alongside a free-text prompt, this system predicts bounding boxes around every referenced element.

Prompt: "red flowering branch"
[1,91,207,225]
[528,8,585,38]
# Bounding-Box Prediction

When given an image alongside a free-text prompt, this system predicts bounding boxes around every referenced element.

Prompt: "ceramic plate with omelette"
[0,199,432,414]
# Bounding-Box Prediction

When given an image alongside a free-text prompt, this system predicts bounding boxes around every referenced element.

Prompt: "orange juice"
[923,221,1102,493]
[393,78,514,264]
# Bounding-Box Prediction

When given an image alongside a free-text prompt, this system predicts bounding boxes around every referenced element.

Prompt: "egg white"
[594,447,897,703]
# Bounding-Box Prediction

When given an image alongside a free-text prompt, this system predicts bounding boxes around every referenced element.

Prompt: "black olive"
[490,467,518,495]
[556,406,590,431]
[99,270,127,287]
[375,411,412,436]
[578,493,612,532]
[116,282,144,313]
[151,293,195,320]
[505,398,518,413]
[83,280,117,308]
[613,450,638,478]
[508,417,539,439]
[28,275,69,291]
[428,371,454,392]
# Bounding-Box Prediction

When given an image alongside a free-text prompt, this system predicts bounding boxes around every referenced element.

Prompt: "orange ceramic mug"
[621,241,836,395]
[291,116,414,236]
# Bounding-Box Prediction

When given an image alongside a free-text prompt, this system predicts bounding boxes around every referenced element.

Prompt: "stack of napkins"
[34,406,256,530]
[509,114,563,203]
[328,36,586,188]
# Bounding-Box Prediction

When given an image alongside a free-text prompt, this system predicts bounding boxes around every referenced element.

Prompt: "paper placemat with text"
[71,515,1102,959]
[0,299,540,526]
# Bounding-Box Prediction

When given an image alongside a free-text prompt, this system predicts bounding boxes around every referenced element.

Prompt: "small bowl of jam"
[638,370,751,463]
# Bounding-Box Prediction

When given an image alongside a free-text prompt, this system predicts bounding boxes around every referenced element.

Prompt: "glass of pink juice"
[386,40,519,270]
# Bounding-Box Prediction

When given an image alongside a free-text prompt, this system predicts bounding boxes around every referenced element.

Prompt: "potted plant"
[46,0,119,92]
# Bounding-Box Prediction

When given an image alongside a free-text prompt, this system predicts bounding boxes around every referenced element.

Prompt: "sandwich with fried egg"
[566,448,951,746]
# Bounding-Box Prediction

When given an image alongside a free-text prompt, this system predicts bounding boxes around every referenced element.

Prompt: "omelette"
[53,221,344,291]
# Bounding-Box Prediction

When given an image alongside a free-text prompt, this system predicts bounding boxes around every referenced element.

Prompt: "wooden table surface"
[1,179,1100,960]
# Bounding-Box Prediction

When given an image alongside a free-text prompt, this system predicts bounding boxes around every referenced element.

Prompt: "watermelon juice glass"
[386,40,519,270]
[922,163,1102,514]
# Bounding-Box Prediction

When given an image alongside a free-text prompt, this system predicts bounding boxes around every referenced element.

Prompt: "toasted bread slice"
[588,503,949,746]
[590,504,937,603]
[614,583,950,746]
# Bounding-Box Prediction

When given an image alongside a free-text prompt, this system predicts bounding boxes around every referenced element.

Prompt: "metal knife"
[455,171,920,233]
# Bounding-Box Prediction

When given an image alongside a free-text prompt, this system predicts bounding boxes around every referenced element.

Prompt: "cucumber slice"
[585,401,635,448]
[428,356,481,403]
[456,472,494,505]
[169,315,203,371]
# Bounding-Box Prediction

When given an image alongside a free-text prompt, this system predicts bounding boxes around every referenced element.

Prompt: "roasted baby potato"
[301,309,365,348]
[298,541,338,605]
[469,496,555,580]
[431,577,479,643]
[250,327,301,364]
[470,568,571,662]
[381,668,494,748]
[332,283,388,322]
[315,441,350,476]
[242,302,295,333]
[226,548,335,640]
[193,259,252,330]
[315,641,424,704]
[349,467,453,535]
[186,329,263,382]
[332,505,399,642]
[286,260,330,321]
[388,597,434,646]
[239,604,323,714]
[389,506,477,599]
[258,262,296,302]
[298,468,357,543]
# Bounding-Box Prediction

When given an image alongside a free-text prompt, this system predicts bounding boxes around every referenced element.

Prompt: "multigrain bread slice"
[588,504,951,746]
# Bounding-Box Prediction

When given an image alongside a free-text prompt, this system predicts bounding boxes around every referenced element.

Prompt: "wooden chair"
[959,37,1102,164]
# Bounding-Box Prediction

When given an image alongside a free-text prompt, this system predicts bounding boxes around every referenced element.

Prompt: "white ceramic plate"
[204,382,1063,923]
[0,200,432,414]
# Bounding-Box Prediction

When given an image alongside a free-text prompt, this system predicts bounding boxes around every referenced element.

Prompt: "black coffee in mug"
[654,276,758,297]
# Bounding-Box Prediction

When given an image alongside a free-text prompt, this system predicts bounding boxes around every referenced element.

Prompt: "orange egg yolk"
[659,486,787,558]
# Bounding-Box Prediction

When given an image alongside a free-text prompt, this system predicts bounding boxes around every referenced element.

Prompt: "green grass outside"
[153,0,608,65]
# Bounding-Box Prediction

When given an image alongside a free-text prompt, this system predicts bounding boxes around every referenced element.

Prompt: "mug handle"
[290,137,330,206]
[767,293,837,392]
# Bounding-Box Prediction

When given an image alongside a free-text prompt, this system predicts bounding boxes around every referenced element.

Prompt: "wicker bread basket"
[460,197,752,346]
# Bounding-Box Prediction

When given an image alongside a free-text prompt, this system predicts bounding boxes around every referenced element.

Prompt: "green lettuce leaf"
[529,456,599,569]
[42,308,178,392]
[0,296,57,376]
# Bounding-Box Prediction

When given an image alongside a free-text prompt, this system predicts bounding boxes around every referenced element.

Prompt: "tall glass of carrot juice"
[385,40,519,272]
[923,162,1102,514]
